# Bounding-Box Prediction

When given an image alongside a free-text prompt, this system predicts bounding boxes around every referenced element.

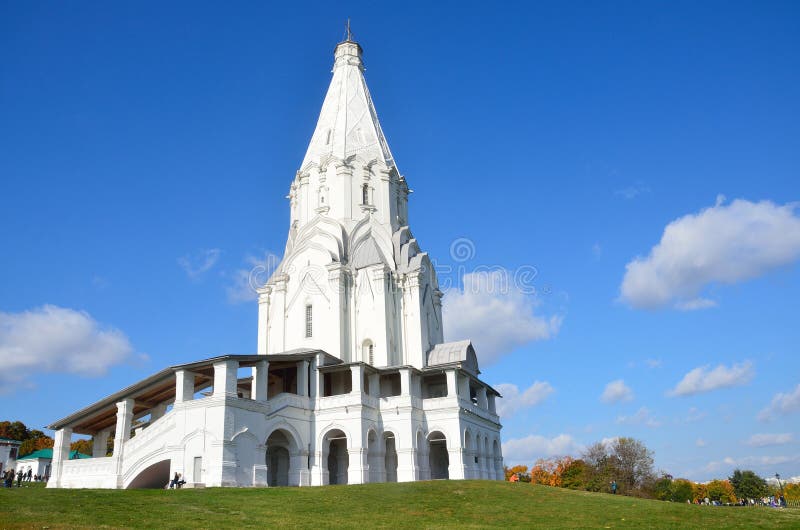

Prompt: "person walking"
[611,480,617,495]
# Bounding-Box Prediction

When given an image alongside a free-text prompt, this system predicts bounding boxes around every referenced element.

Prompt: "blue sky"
[1,1,798,482]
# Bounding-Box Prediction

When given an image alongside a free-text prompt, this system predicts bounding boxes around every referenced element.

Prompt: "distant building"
[15,448,90,479]
[0,436,21,475]
[46,33,503,489]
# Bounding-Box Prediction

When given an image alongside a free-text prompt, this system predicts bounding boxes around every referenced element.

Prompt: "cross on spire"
[345,18,353,42]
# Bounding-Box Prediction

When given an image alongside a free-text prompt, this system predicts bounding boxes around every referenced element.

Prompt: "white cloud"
[178,248,221,279]
[601,379,634,404]
[745,433,794,447]
[495,381,554,418]
[443,270,562,365]
[645,358,663,369]
[502,434,583,465]
[226,252,281,304]
[696,439,707,447]
[616,406,661,428]
[0,305,135,394]
[619,197,800,309]
[668,361,754,397]
[758,384,800,421]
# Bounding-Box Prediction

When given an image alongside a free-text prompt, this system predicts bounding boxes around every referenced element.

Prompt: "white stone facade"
[46,36,502,489]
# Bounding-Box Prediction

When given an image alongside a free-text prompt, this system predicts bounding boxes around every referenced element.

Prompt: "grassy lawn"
[1,480,799,529]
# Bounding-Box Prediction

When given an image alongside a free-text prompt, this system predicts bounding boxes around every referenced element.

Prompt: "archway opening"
[126,459,170,489]
[266,430,292,487]
[325,429,348,485]
[428,431,449,480]
[384,433,398,482]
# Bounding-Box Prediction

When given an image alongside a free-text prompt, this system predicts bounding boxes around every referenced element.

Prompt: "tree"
[784,483,800,501]
[559,458,588,490]
[670,479,694,503]
[692,482,708,503]
[504,465,529,481]
[611,437,655,495]
[729,469,768,500]
[70,439,93,456]
[0,420,30,441]
[530,458,560,486]
[582,441,619,492]
[706,479,737,504]
[653,475,673,501]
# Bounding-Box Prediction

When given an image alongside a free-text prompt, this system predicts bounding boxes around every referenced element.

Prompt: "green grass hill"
[2,480,798,528]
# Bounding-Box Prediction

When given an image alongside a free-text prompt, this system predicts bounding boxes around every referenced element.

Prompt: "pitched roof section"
[427,340,480,375]
[17,448,90,461]
[300,40,395,171]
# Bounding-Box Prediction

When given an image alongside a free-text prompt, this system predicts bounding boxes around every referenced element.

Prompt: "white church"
[47,34,503,489]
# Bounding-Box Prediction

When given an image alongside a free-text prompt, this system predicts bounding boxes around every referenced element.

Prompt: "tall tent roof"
[300,38,395,171]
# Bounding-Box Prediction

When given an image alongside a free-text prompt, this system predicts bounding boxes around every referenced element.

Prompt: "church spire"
[299,29,395,171]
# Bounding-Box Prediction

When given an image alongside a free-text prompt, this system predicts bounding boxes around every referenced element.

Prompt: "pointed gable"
[300,40,395,171]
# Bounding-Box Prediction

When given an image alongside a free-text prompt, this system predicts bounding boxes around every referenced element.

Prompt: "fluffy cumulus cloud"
[745,433,794,447]
[619,197,800,309]
[616,406,661,428]
[178,248,221,279]
[600,379,634,404]
[0,305,135,393]
[443,270,562,365]
[758,383,800,421]
[668,361,754,397]
[502,434,583,465]
[495,381,554,418]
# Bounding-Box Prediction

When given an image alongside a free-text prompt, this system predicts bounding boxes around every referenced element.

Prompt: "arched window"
[362,184,369,205]
[305,305,313,338]
[362,340,374,365]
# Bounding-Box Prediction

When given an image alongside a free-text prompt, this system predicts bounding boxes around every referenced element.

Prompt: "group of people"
[168,472,186,489]
[2,468,45,487]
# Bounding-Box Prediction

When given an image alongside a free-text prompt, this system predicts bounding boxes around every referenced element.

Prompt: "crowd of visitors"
[2,468,48,487]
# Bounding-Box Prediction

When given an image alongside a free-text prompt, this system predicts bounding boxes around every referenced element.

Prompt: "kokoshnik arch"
[46,33,504,489]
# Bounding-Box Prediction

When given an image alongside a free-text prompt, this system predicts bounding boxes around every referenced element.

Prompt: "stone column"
[396,448,418,482]
[350,364,364,394]
[251,359,269,402]
[256,287,271,355]
[487,393,497,414]
[445,369,458,398]
[399,368,412,397]
[213,360,239,398]
[347,447,367,485]
[457,373,470,401]
[113,399,134,456]
[296,360,309,397]
[310,450,328,486]
[477,386,488,410]
[270,275,288,353]
[253,444,268,486]
[448,447,467,480]
[174,370,195,404]
[92,430,110,458]
[368,372,381,398]
[113,398,134,487]
[150,402,168,422]
[47,427,72,488]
